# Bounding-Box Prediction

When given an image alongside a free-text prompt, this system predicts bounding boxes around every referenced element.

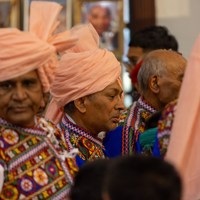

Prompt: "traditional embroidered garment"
[155,99,177,157]
[122,97,157,155]
[56,114,105,164]
[0,117,78,200]
[104,97,157,157]
[139,99,178,157]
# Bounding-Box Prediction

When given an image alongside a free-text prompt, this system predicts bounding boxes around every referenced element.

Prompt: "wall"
[156,0,200,58]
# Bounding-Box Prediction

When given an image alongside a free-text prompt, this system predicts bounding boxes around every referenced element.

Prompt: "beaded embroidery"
[0,117,78,200]
[122,97,157,155]
[57,114,105,161]
[157,99,177,157]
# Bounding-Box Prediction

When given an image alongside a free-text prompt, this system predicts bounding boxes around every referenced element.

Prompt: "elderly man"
[46,23,124,166]
[104,49,187,157]
[0,1,78,198]
[124,26,178,102]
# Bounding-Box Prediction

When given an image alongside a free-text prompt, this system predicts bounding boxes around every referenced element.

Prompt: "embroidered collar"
[60,114,104,150]
[136,97,157,114]
[0,117,47,137]
[0,117,78,164]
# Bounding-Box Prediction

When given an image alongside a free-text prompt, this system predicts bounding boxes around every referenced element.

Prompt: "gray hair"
[137,49,186,93]
[137,56,167,92]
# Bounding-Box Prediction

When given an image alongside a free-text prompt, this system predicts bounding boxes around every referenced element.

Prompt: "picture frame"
[0,0,20,28]
[73,0,124,59]
[23,0,72,31]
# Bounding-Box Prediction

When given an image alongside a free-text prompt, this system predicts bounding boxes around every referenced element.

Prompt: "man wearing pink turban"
[0,1,79,199]
[45,23,124,166]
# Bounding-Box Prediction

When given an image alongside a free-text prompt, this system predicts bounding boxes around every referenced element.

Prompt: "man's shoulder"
[104,126,123,158]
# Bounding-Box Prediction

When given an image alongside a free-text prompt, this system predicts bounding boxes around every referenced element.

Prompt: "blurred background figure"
[103,156,182,200]
[87,4,118,50]
[87,4,111,37]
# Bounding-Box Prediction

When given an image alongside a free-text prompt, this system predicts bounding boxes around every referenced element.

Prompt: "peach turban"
[165,34,200,200]
[0,1,77,92]
[45,23,122,123]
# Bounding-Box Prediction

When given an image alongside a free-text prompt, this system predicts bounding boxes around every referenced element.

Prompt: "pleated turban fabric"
[0,1,77,92]
[45,23,122,123]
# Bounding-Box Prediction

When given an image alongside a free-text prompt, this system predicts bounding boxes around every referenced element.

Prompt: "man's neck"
[142,92,162,111]
[65,112,95,134]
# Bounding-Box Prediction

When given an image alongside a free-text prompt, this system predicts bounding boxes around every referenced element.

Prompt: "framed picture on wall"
[0,0,20,28]
[23,0,72,31]
[74,0,124,59]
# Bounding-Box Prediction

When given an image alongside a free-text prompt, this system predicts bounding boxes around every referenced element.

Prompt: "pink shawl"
[165,34,200,200]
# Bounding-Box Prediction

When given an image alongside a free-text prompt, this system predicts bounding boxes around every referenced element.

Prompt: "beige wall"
[156,0,200,58]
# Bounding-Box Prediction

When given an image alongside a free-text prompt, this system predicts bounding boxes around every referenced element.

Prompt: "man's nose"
[13,85,27,100]
[116,95,125,111]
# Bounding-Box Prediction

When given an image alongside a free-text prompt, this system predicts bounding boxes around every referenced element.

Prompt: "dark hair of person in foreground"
[103,155,182,200]
[70,159,109,200]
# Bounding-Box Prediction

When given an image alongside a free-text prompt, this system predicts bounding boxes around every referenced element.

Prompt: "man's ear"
[149,75,159,93]
[74,97,87,113]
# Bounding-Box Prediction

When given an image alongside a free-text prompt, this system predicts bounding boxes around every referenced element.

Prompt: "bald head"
[138,49,187,109]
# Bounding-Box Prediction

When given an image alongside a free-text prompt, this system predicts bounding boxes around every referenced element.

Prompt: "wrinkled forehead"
[2,70,41,82]
[0,67,40,82]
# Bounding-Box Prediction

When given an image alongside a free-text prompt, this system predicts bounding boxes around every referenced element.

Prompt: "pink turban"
[45,23,121,123]
[0,1,77,92]
[165,34,200,200]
